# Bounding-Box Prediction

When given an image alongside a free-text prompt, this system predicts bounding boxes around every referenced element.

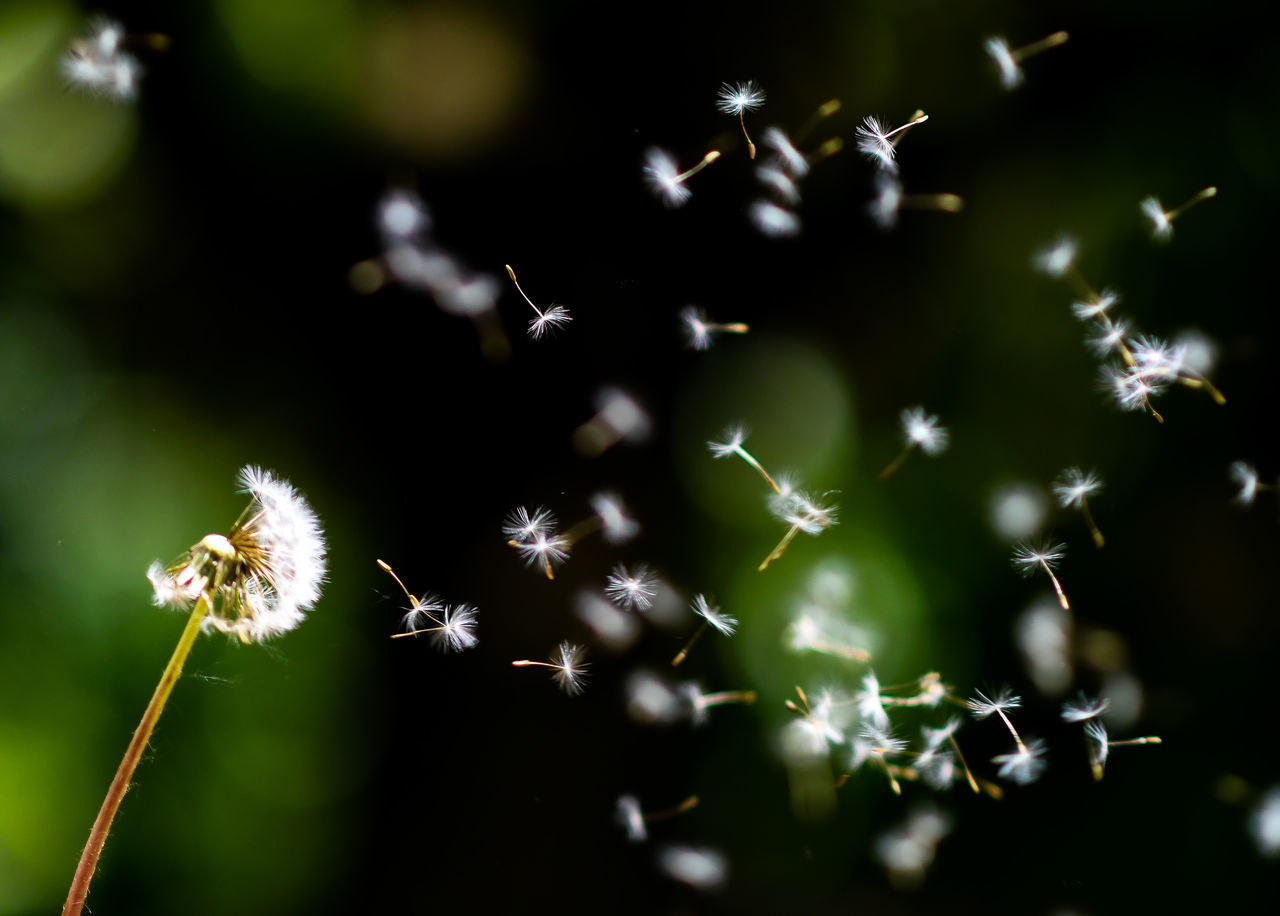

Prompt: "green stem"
[63,596,210,916]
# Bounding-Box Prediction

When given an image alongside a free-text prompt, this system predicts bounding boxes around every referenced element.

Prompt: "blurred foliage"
[2,0,1279,914]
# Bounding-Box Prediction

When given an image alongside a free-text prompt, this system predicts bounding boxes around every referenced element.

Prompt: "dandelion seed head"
[503,506,558,543]
[433,604,479,652]
[62,18,142,102]
[605,563,658,611]
[1086,317,1131,357]
[707,425,748,458]
[1034,235,1078,278]
[691,594,737,637]
[967,687,1022,719]
[1012,540,1066,576]
[529,304,572,339]
[985,37,1024,89]
[868,175,904,229]
[1173,329,1219,377]
[643,147,691,207]
[1016,601,1072,696]
[551,641,590,695]
[589,491,640,544]
[901,407,949,455]
[992,739,1048,785]
[657,845,728,891]
[756,165,801,204]
[1053,467,1103,508]
[1071,288,1120,321]
[856,671,890,730]
[575,591,642,651]
[626,670,684,724]
[616,795,647,843]
[1230,461,1260,505]
[595,387,651,443]
[1061,693,1110,723]
[1250,787,1280,857]
[378,190,430,240]
[749,200,801,237]
[1084,719,1110,769]
[715,80,765,115]
[681,306,713,350]
[149,467,327,643]
[855,117,898,173]
[1141,196,1173,241]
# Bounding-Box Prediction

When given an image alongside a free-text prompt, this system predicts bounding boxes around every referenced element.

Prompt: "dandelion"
[875,807,951,888]
[1017,601,1072,696]
[879,406,949,481]
[505,265,572,339]
[749,200,801,237]
[626,670,685,724]
[867,175,964,229]
[1229,461,1267,506]
[1071,288,1120,322]
[707,424,781,492]
[854,111,929,173]
[604,563,659,611]
[1061,693,1109,723]
[756,164,802,203]
[681,306,749,350]
[785,610,871,662]
[381,560,478,651]
[1034,235,1079,279]
[65,467,325,916]
[586,492,641,544]
[716,79,766,158]
[1085,315,1131,358]
[984,31,1069,90]
[616,794,699,843]
[1053,467,1106,548]
[1012,540,1071,611]
[671,594,737,666]
[1082,719,1161,781]
[575,591,642,651]
[856,671,891,730]
[512,641,590,695]
[1141,187,1217,242]
[644,147,721,207]
[758,489,838,571]
[573,387,652,456]
[377,189,430,241]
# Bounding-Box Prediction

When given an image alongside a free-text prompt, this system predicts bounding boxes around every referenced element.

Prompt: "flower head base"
[148,467,326,643]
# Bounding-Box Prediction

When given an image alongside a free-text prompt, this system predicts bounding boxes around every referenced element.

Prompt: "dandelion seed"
[61,17,150,102]
[681,306,749,350]
[575,591,642,651]
[707,424,781,492]
[380,559,477,651]
[756,163,801,204]
[512,641,590,695]
[992,739,1048,785]
[785,610,871,662]
[1141,187,1217,242]
[680,682,757,726]
[671,594,737,666]
[716,79,766,158]
[749,200,801,237]
[984,31,1069,90]
[626,670,685,724]
[867,175,964,229]
[1054,467,1106,548]
[1071,288,1120,322]
[1086,315,1131,358]
[505,264,572,339]
[1250,787,1280,857]
[573,387,652,456]
[1061,693,1109,723]
[758,490,838,572]
[856,671,891,730]
[1034,235,1079,279]
[644,147,721,207]
[879,406,949,481]
[1082,719,1161,780]
[1012,540,1071,610]
[67,467,325,916]
[989,483,1049,541]
[605,563,658,611]
[875,807,951,888]
[503,506,570,579]
[657,845,728,891]
[587,492,640,544]
[1016,601,1073,696]
[616,794,699,843]
[761,126,810,177]
[1230,461,1266,506]
[854,111,928,173]
[967,687,1023,721]
[378,190,430,241]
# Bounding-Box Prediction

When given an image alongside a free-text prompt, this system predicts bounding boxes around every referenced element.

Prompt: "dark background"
[2,0,1279,913]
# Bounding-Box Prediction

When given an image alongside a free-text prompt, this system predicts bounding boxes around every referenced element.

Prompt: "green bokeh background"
[3,0,1278,913]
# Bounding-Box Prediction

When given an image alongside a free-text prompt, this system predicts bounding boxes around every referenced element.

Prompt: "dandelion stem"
[1164,186,1217,222]
[671,620,709,666]
[994,707,1028,754]
[948,734,981,794]
[1013,30,1069,61]
[732,444,780,493]
[676,151,721,184]
[511,659,554,669]
[504,264,544,319]
[1041,561,1071,611]
[878,444,915,481]
[759,525,801,571]
[560,515,603,548]
[887,111,928,150]
[699,690,757,707]
[1178,374,1227,405]
[1080,499,1106,549]
[900,193,965,213]
[812,137,844,162]
[646,795,700,821]
[708,322,751,335]
[63,595,211,916]
[738,112,757,159]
